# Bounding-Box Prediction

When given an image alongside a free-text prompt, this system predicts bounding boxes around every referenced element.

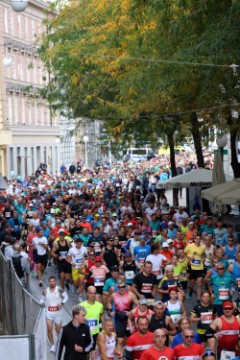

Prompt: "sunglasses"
[184,335,194,339]
[95,261,102,263]
[118,286,126,289]
[217,268,224,270]
[89,254,95,256]
[223,307,233,310]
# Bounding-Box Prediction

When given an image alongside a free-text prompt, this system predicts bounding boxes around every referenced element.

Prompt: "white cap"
[168,221,174,225]
[127,222,133,226]
[162,241,169,247]
[167,239,173,243]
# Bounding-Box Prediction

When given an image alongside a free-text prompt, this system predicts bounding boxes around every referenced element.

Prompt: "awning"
[217,186,240,205]
[201,178,240,202]
[158,168,213,189]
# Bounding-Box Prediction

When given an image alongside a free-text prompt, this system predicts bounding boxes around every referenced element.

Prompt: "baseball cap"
[29,203,33,206]
[58,229,65,234]
[127,222,133,226]
[162,242,169,247]
[124,251,132,257]
[56,220,62,224]
[167,239,173,244]
[94,214,100,218]
[95,256,102,262]
[139,299,148,305]
[75,238,83,242]
[36,226,42,232]
[222,301,233,309]
[112,213,117,217]
[168,221,174,225]
[110,266,119,272]
[139,235,145,240]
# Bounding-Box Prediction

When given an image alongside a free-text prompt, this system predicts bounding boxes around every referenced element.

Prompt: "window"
[4,8,9,33]
[9,147,14,171]
[17,147,21,176]
[31,147,34,174]
[8,96,13,125]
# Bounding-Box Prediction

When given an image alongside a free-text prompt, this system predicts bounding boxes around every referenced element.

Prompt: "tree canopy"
[40,0,240,176]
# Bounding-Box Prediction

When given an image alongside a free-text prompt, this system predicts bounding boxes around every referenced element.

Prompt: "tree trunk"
[167,133,179,207]
[190,111,205,168]
[227,115,240,178]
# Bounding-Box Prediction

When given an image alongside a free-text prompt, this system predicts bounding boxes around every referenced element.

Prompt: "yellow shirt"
[184,243,205,270]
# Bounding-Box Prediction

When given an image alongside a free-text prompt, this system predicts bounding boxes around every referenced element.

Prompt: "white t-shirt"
[173,211,188,225]
[146,253,167,279]
[33,236,48,255]
[67,246,87,268]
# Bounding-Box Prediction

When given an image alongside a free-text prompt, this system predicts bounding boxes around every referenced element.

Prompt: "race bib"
[48,306,58,312]
[191,258,201,266]
[171,314,181,324]
[227,259,235,266]
[94,243,101,252]
[94,277,104,286]
[201,312,213,324]
[141,283,152,293]
[152,270,160,275]
[220,350,235,360]
[86,318,98,333]
[237,278,240,288]
[218,288,229,300]
[125,271,134,280]
[138,258,145,265]
[59,251,67,259]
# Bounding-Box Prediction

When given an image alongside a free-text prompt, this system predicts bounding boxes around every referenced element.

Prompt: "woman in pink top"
[90,256,109,301]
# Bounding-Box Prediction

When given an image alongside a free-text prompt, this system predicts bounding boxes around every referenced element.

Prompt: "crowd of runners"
[0,154,239,360]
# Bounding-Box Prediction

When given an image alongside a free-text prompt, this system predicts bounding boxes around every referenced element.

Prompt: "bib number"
[218,288,229,300]
[125,271,134,280]
[48,306,58,312]
[141,283,152,293]
[86,318,98,332]
[94,277,104,286]
[201,312,213,324]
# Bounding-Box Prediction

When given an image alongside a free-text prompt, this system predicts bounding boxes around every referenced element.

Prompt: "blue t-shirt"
[171,331,202,348]
[134,245,151,264]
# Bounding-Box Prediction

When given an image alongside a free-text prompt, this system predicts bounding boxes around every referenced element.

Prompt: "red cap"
[95,256,102,262]
[168,287,178,294]
[222,301,233,308]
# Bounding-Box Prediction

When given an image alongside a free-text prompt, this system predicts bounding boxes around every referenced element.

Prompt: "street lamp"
[11,0,28,12]
[216,135,228,159]
[83,135,89,168]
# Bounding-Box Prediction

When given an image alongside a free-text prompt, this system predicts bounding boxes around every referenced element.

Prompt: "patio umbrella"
[212,150,226,187]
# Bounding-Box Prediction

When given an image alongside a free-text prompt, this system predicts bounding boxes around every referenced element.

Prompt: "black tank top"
[57,240,69,263]
[149,314,170,345]
[104,247,118,268]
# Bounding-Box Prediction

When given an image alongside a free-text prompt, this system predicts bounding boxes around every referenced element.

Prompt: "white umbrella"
[217,186,240,205]
[201,178,240,202]
[158,168,213,189]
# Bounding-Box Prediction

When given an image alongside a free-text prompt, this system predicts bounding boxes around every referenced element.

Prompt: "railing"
[0,251,47,359]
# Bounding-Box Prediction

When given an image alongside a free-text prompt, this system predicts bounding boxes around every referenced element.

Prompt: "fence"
[0,251,47,359]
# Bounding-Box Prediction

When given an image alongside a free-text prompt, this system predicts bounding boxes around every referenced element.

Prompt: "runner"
[139,328,174,360]
[89,256,109,302]
[190,290,217,345]
[95,319,122,360]
[80,286,104,360]
[208,262,236,316]
[66,237,87,301]
[174,328,205,359]
[131,261,158,305]
[185,234,206,302]
[127,299,154,333]
[32,227,48,287]
[206,300,240,359]
[40,276,68,353]
[126,316,154,360]
[51,230,72,290]
[108,280,138,353]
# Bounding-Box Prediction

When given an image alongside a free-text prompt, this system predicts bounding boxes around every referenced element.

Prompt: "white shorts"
[46,311,61,324]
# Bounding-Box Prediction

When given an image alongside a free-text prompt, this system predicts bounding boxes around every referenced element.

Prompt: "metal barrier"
[0,251,47,360]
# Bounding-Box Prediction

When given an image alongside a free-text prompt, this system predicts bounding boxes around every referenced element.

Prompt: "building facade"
[0,0,61,178]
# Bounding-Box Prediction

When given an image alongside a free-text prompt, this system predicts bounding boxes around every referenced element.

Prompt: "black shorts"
[197,331,207,343]
[95,286,103,295]
[115,318,127,338]
[35,253,48,266]
[58,261,72,274]
[189,268,204,279]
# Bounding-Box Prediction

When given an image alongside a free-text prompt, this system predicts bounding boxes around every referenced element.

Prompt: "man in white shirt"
[173,206,189,225]
[33,227,48,287]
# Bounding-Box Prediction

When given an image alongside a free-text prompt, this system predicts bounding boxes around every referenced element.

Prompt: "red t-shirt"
[174,342,205,360]
[126,331,154,360]
[140,346,174,360]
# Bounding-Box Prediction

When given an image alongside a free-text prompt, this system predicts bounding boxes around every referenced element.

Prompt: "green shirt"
[80,300,103,335]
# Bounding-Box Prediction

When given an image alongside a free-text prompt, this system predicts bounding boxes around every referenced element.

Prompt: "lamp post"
[216,135,228,159]
[83,135,89,168]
